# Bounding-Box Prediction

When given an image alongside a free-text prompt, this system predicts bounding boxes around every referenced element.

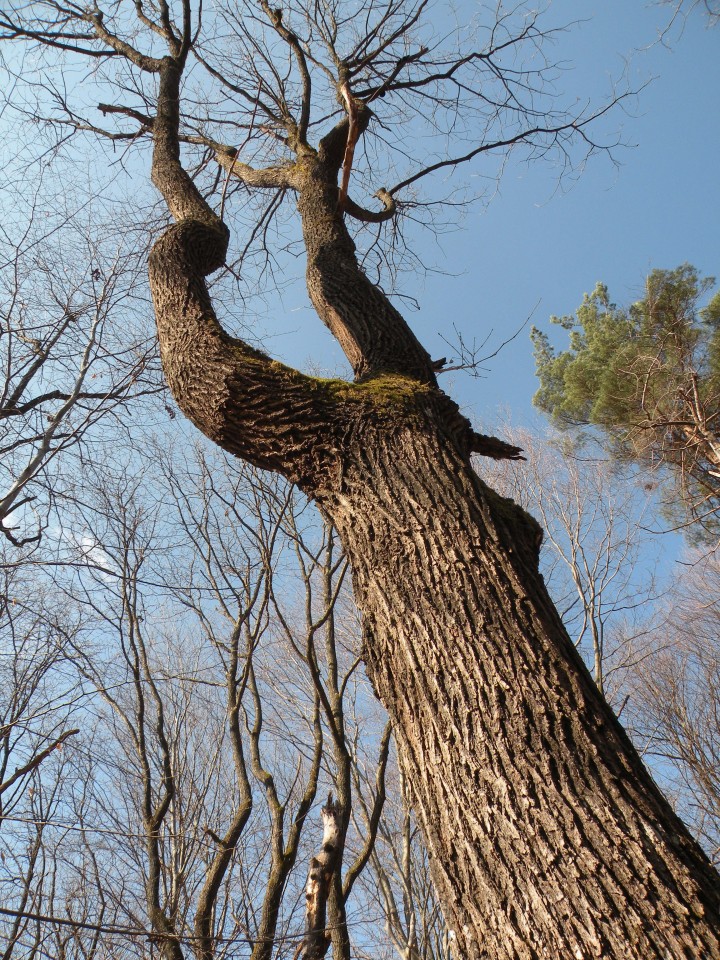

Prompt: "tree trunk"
[315,412,720,959]
[147,56,720,960]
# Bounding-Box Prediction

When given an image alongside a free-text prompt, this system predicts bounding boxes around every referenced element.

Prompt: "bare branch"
[344,188,396,223]
[0,729,79,799]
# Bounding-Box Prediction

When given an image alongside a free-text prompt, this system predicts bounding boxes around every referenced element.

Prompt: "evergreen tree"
[533,265,720,537]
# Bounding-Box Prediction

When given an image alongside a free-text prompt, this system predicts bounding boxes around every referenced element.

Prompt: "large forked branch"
[147,47,528,480]
[147,56,344,486]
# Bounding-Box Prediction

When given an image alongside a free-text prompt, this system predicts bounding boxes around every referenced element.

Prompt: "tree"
[0,566,80,959]
[657,0,720,30]
[533,265,720,541]
[0,158,159,547]
[623,549,720,866]
[482,423,659,699]
[3,4,720,956]
[0,447,392,960]
[354,763,454,960]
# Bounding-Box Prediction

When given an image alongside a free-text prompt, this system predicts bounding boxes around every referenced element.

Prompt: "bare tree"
[53,458,316,960]
[657,0,720,31]
[2,2,720,956]
[0,156,160,547]
[483,423,660,700]
[0,566,80,959]
[5,444,389,960]
[625,550,720,866]
[352,759,453,960]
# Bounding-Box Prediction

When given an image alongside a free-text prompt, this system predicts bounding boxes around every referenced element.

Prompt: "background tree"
[658,0,720,29]
[353,764,454,960]
[3,3,720,958]
[0,157,160,547]
[483,423,659,699]
[533,264,720,540]
[0,443,395,960]
[0,567,80,959]
[623,549,720,868]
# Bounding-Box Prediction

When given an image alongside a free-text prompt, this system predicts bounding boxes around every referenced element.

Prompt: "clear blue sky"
[5,3,715,432]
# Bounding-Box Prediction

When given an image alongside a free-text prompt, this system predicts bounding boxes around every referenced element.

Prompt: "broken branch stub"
[302,793,341,960]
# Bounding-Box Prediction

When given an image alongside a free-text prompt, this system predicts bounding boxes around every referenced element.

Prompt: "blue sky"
[5,2,716,434]
[4,0,714,562]
[418,1,720,426]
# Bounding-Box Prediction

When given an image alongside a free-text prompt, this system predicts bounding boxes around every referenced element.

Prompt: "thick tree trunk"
[147,55,720,960]
[314,411,720,959]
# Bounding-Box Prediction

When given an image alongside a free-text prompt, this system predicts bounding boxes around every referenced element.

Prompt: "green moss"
[229,345,433,416]
[313,372,434,411]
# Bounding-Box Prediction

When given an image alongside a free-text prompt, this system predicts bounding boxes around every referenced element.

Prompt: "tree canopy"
[532,264,720,537]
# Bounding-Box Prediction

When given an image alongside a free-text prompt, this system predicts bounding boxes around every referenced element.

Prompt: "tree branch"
[147,57,364,486]
[470,431,525,461]
[259,0,313,147]
[342,722,391,900]
[0,729,79,797]
[215,150,295,189]
[343,188,397,223]
[86,9,163,72]
[389,103,624,196]
[336,82,360,212]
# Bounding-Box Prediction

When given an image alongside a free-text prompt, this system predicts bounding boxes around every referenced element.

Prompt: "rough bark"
[295,151,437,383]
[320,417,720,959]
[147,54,720,960]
